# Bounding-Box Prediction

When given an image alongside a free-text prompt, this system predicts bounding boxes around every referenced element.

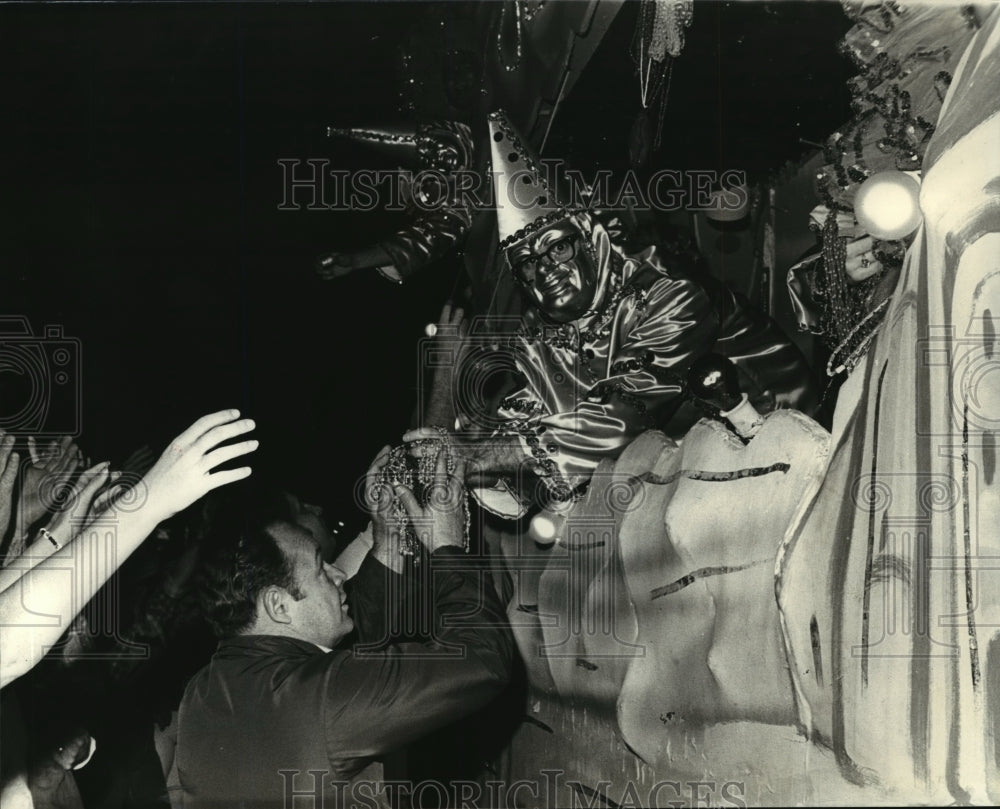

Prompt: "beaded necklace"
[372,440,470,562]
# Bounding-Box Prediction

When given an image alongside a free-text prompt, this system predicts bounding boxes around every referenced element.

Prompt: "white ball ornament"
[853,170,922,240]
[529,513,559,546]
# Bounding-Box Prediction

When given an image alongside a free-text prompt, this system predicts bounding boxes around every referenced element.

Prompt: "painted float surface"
[503,414,850,806]
[779,6,1000,803]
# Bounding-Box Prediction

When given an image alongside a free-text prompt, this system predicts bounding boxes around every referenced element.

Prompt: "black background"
[2,1,853,534]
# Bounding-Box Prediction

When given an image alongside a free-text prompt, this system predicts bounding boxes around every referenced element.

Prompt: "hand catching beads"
[402,428,523,486]
[364,445,407,570]
[391,442,468,554]
[844,235,884,283]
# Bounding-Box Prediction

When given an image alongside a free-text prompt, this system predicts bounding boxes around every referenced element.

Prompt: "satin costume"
[329,121,477,284]
[493,213,816,501]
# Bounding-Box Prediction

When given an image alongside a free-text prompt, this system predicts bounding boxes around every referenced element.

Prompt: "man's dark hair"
[197,483,304,638]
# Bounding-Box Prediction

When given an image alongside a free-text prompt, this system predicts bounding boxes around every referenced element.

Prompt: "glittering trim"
[587,380,649,416]
[490,109,587,248]
[490,110,548,183]
[326,127,417,145]
[497,419,577,501]
[499,209,587,250]
[501,397,544,416]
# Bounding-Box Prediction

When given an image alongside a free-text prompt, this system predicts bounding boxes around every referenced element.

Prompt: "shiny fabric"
[376,121,476,283]
[379,206,473,283]
[497,214,816,497]
[174,550,512,807]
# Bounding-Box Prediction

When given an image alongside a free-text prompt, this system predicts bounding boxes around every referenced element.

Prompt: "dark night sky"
[1,1,852,532]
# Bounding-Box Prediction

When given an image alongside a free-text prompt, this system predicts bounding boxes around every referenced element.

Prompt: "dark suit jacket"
[175,547,512,807]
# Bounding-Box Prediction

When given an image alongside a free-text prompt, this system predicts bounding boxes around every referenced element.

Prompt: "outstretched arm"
[0,410,257,689]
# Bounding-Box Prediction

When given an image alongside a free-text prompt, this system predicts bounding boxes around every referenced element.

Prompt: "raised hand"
[316,245,394,281]
[120,444,157,477]
[435,300,469,339]
[392,444,467,553]
[0,432,21,560]
[363,445,405,571]
[41,462,112,551]
[19,435,84,531]
[844,235,884,283]
[138,410,257,523]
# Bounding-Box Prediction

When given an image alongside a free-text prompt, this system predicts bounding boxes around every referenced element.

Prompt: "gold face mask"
[507,220,598,323]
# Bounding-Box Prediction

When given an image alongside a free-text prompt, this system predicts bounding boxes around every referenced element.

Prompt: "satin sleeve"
[377,206,473,283]
[503,276,720,497]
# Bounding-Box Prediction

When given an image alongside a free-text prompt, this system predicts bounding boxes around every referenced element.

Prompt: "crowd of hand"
[0,410,258,689]
[0,400,495,692]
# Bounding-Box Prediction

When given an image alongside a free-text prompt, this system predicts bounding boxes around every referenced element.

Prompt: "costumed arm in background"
[317,121,476,283]
[786,204,908,342]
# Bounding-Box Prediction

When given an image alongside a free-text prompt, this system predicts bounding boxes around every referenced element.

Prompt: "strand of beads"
[496,1,549,73]
[826,296,893,376]
[497,0,523,72]
[374,440,471,562]
[375,447,421,559]
[820,210,853,348]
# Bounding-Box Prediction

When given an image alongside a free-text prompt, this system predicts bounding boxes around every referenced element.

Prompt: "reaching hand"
[363,445,405,570]
[120,444,156,477]
[423,300,475,429]
[138,410,257,524]
[88,472,127,519]
[41,462,112,551]
[434,300,469,340]
[0,432,21,560]
[19,436,84,531]
[844,235,884,283]
[316,245,394,281]
[391,444,467,553]
[315,252,359,280]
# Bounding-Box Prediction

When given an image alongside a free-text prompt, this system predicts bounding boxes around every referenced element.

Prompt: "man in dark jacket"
[174,452,513,807]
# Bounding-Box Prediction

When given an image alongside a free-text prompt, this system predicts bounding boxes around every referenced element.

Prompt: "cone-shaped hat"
[488,110,583,249]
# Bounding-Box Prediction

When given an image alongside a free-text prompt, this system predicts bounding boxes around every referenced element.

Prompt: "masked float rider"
[403,111,817,515]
